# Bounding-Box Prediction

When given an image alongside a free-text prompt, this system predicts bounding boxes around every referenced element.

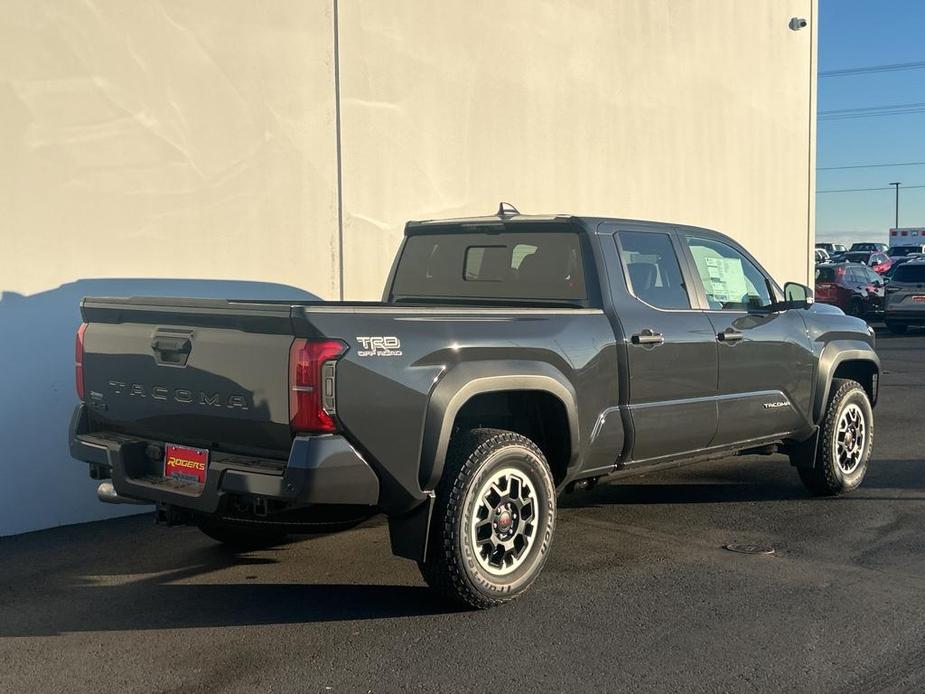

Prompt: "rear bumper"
[883,310,925,323]
[69,405,379,514]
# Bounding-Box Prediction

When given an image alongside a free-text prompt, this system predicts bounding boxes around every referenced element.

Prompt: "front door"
[680,234,815,446]
[611,229,718,461]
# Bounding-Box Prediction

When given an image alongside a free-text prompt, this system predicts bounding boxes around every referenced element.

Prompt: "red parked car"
[842,251,893,275]
[815,262,885,317]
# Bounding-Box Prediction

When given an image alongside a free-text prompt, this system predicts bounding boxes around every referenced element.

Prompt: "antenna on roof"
[496,202,520,217]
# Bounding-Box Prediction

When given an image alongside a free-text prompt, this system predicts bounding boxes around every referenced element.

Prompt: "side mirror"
[783,281,814,309]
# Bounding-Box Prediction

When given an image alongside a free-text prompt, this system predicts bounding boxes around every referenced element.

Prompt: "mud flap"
[787,427,820,469]
[388,493,435,562]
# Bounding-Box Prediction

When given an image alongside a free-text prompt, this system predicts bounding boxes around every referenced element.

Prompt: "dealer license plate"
[164,443,209,486]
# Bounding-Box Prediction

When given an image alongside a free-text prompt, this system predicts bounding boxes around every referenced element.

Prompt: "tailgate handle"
[151,334,192,366]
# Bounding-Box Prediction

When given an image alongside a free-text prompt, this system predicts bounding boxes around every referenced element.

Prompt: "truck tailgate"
[81,297,296,455]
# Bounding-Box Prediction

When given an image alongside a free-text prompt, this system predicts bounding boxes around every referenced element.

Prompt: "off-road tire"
[798,378,873,496]
[419,428,557,609]
[197,521,289,550]
[885,321,908,334]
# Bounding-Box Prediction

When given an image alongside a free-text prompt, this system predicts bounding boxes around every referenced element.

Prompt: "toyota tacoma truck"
[70,207,879,608]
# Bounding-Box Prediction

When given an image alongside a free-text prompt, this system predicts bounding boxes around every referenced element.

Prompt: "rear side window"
[617,232,690,309]
[845,267,865,283]
[816,267,836,282]
[391,229,587,303]
[892,264,925,283]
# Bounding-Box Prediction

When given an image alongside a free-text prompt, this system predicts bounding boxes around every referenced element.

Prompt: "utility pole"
[889,182,901,230]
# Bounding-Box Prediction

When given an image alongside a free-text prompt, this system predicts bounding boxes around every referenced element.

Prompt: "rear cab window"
[616,231,690,309]
[390,225,590,305]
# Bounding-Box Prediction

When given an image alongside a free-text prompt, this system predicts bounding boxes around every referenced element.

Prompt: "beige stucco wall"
[339,0,817,298]
[0,0,816,535]
[1,0,341,298]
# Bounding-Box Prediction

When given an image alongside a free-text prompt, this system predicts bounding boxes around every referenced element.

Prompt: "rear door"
[608,227,718,461]
[679,234,814,445]
[860,266,885,312]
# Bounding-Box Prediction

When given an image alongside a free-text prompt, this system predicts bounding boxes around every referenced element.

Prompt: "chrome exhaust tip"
[96,481,148,505]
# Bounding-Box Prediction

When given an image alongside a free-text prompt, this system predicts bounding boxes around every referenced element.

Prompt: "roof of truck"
[404,210,727,239]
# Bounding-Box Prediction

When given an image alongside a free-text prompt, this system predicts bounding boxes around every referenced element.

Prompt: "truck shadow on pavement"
[0,517,459,637]
[559,457,925,509]
[3,457,921,637]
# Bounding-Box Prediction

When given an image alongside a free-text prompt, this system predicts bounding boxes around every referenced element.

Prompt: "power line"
[818,161,925,171]
[819,101,925,121]
[818,184,925,194]
[819,60,925,78]
[821,101,925,115]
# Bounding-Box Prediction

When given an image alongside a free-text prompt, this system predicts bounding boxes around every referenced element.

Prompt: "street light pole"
[889,182,901,230]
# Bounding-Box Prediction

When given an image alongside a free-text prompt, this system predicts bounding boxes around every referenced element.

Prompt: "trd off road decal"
[356,336,402,357]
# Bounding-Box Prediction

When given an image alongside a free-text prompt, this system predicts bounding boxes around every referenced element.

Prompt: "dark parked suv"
[815,262,885,317]
[884,259,925,333]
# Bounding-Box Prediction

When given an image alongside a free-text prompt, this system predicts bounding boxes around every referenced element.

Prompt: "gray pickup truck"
[70,208,879,608]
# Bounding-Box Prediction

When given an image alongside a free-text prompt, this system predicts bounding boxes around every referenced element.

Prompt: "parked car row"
[814,252,925,333]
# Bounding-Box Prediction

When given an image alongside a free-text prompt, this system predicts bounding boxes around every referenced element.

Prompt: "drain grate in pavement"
[724,543,775,555]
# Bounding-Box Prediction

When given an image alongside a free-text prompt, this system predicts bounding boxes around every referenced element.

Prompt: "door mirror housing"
[782,282,814,310]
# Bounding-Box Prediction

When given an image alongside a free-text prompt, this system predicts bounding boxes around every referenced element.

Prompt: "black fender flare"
[813,340,880,423]
[418,360,580,493]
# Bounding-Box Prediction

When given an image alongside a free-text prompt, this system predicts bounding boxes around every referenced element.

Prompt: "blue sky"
[817,0,925,244]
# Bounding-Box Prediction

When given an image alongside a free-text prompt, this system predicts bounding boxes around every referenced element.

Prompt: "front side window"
[686,236,773,311]
[617,231,690,310]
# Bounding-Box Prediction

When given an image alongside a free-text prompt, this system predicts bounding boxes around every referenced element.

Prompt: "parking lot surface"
[2,330,924,693]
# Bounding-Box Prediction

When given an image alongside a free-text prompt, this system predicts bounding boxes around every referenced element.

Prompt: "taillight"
[288,339,346,433]
[75,322,88,401]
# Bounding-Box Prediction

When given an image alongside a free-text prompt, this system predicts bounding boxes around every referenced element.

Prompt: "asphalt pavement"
[2,329,924,693]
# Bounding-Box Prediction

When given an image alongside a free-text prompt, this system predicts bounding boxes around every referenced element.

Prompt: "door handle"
[631,329,664,346]
[717,329,744,343]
